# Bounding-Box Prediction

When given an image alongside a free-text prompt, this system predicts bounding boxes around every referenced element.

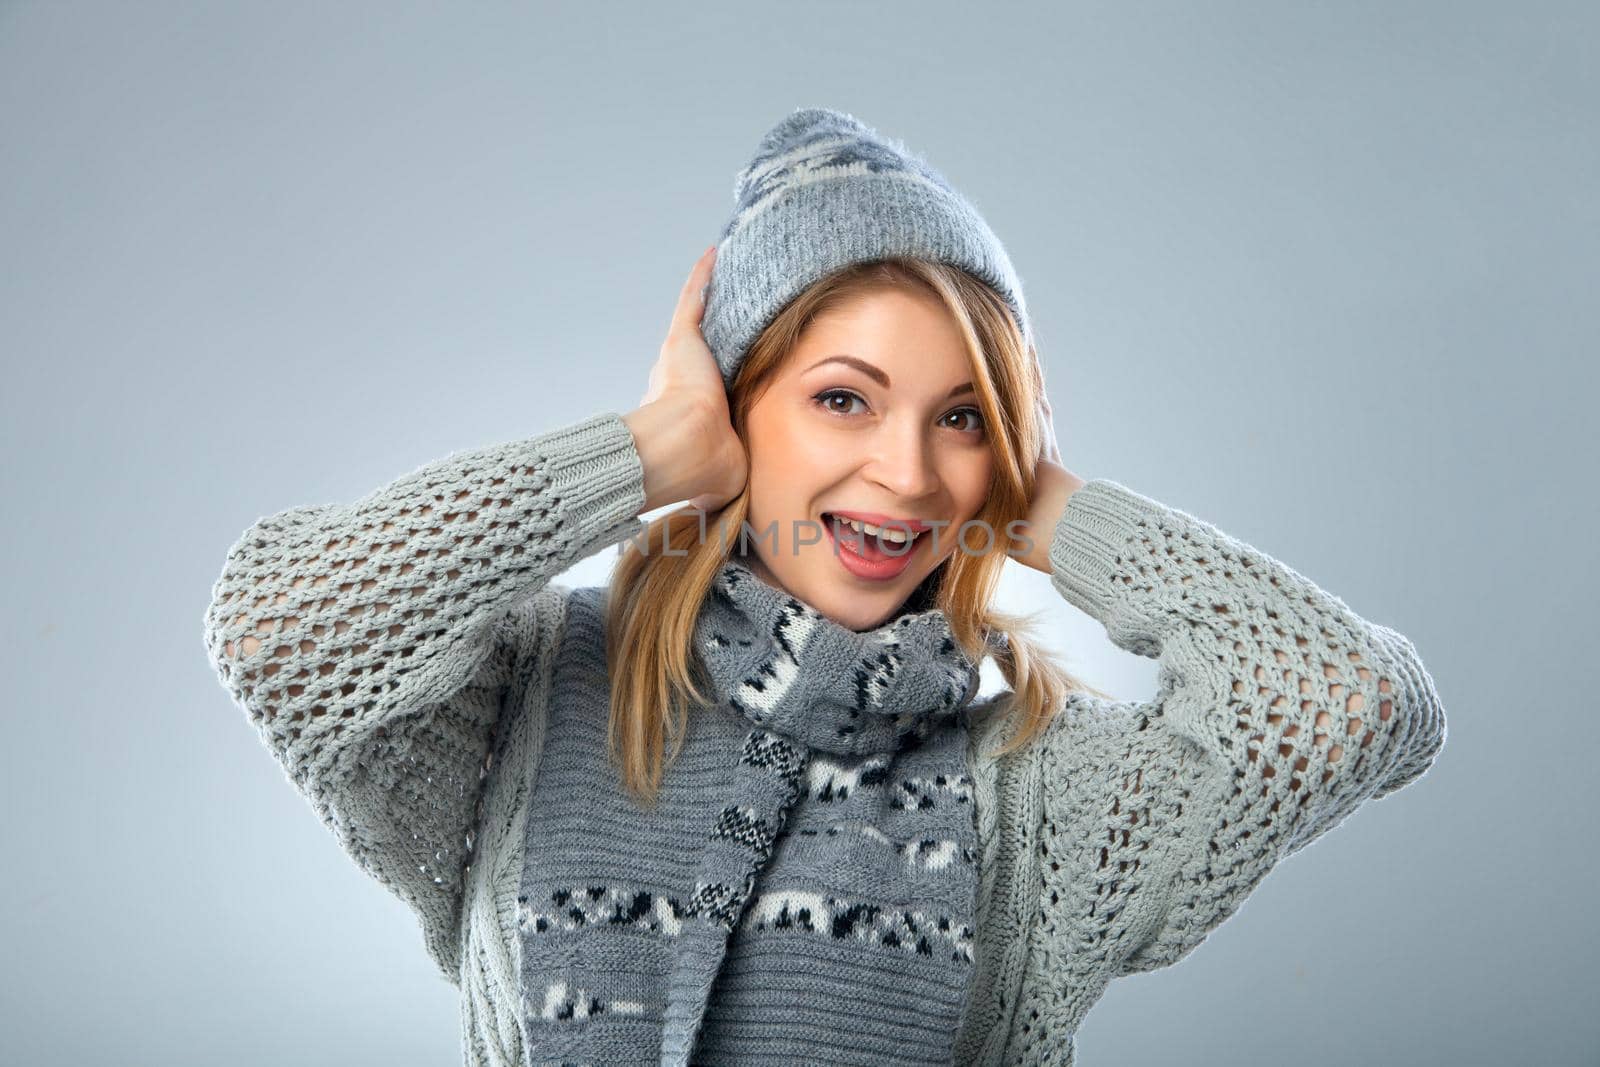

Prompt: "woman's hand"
[622,245,749,513]
[1014,346,1088,574]
[1030,344,1065,468]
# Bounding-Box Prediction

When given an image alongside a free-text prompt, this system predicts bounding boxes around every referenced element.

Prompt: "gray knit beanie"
[700,106,1034,391]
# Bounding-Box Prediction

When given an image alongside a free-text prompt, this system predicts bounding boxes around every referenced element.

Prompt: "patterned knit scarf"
[516,556,989,1066]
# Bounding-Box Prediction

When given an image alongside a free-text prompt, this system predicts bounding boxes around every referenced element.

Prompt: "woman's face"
[741,285,995,631]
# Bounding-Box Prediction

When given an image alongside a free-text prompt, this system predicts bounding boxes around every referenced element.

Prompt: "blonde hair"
[602,257,1111,809]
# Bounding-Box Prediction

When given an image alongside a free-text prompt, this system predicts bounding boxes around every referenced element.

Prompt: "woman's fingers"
[670,244,717,337]
[1038,392,1062,465]
[1040,404,1062,465]
[1030,348,1064,466]
[642,246,720,408]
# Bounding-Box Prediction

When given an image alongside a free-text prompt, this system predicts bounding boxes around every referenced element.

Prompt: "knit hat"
[701,106,1034,391]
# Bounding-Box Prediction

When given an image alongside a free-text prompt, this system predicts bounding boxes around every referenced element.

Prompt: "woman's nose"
[864,424,941,501]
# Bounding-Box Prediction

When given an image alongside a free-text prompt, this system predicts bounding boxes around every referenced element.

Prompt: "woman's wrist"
[1014,459,1089,574]
[621,397,716,513]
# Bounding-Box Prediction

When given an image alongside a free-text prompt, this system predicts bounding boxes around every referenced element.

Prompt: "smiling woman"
[742,283,1002,619]
[203,106,1446,1067]
[611,251,1090,804]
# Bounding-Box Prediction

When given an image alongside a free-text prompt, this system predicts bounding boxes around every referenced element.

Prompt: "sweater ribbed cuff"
[527,410,648,562]
[1046,478,1171,624]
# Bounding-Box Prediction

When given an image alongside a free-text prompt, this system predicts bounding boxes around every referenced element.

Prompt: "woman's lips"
[822,512,927,581]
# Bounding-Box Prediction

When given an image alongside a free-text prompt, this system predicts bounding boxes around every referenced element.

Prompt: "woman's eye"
[814,389,866,416]
[944,407,985,433]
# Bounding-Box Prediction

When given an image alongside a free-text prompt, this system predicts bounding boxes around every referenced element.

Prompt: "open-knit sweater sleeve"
[201,411,647,982]
[1015,479,1446,1046]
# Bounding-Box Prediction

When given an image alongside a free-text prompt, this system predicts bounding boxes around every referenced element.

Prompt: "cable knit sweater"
[201,410,1446,1066]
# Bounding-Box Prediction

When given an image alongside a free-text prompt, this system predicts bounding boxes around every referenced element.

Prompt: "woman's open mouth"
[821,512,931,581]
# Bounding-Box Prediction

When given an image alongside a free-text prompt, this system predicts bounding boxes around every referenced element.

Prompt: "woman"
[203,108,1446,1066]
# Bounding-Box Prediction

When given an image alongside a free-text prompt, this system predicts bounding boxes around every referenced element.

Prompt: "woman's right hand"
[622,245,749,513]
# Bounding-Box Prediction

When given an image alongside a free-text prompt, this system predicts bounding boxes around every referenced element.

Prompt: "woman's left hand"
[1014,348,1087,574]
[1032,347,1065,468]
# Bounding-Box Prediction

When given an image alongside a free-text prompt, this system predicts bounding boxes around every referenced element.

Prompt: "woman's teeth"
[828,513,916,545]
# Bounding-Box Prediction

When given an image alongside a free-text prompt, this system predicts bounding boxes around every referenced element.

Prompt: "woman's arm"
[203,248,739,984]
[1023,472,1447,980]
[201,410,648,980]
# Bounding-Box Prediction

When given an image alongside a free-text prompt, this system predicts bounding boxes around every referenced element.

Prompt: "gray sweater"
[202,410,1446,1066]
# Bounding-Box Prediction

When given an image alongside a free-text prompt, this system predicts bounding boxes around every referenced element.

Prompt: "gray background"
[2,1,1592,1064]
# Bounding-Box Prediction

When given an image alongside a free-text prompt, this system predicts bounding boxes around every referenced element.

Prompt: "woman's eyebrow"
[807,354,975,399]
